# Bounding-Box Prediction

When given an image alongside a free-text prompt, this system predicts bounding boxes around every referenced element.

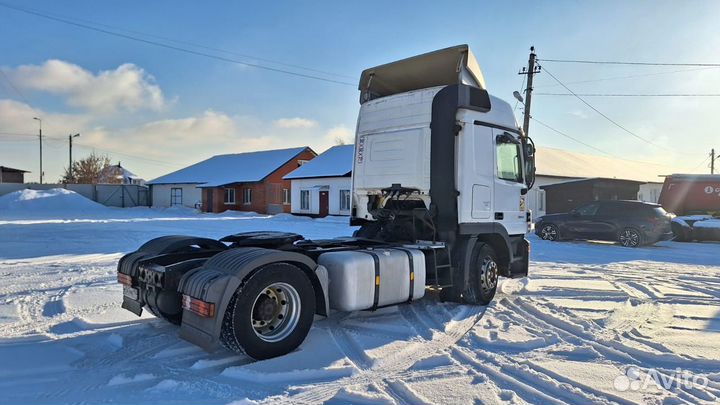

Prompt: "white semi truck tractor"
[117,45,536,360]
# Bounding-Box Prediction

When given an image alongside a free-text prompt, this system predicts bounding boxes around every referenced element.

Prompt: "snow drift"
[0,188,110,219]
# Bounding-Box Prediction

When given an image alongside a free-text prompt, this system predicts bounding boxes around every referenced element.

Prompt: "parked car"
[535,200,673,247]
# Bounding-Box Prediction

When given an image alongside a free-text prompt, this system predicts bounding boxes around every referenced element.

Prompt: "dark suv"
[535,200,673,247]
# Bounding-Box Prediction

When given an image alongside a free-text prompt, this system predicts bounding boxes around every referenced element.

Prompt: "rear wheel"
[539,224,560,241]
[462,244,499,305]
[619,227,643,247]
[220,263,315,360]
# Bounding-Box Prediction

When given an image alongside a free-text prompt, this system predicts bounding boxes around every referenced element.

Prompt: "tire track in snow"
[265,301,485,404]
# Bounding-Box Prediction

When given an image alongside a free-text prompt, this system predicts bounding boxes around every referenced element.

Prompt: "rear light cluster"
[182,295,216,318]
[117,272,133,286]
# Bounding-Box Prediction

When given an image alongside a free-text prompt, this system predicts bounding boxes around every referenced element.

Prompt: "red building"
[199,147,317,214]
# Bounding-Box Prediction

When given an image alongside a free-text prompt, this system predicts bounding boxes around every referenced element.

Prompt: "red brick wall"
[203,148,316,214]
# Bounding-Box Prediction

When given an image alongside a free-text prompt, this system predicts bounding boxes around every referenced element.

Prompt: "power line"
[0,131,181,167]
[72,143,182,168]
[0,2,355,87]
[533,66,720,89]
[532,117,705,171]
[539,65,690,155]
[531,117,612,156]
[689,155,711,172]
[0,69,31,104]
[536,92,720,97]
[540,58,720,67]
[2,3,354,81]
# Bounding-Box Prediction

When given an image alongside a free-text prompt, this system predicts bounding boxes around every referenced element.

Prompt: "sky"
[0,0,718,183]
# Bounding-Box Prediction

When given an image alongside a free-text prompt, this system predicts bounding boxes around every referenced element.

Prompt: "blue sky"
[0,0,718,182]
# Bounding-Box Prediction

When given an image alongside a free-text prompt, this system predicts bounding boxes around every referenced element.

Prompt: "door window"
[496,140,523,183]
[243,188,252,205]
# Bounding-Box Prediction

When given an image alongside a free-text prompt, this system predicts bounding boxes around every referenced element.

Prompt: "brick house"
[147,147,316,213]
[201,147,316,214]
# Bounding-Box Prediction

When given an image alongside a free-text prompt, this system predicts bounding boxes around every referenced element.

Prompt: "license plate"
[123,285,139,300]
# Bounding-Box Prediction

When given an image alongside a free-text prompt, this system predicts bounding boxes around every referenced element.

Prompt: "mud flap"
[509,238,529,278]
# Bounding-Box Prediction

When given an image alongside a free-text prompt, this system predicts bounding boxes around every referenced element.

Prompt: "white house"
[284,145,354,217]
[528,147,673,217]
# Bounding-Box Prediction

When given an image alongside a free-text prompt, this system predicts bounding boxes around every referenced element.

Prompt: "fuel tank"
[318,247,426,311]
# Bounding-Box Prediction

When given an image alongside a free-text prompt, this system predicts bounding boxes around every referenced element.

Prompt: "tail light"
[182,295,216,318]
[117,272,133,286]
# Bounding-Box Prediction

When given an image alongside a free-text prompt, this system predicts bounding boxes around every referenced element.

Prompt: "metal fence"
[0,183,150,208]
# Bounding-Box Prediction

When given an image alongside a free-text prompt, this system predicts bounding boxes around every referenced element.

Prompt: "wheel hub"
[481,258,498,290]
[541,225,557,240]
[252,294,277,321]
[250,282,301,343]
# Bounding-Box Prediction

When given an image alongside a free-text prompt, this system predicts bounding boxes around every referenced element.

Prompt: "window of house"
[224,188,235,204]
[300,190,310,210]
[496,138,523,183]
[282,188,290,205]
[243,188,252,205]
[339,189,351,211]
[170,188,183,206]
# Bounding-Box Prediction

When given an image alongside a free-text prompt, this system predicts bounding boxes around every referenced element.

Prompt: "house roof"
[540,177,646,189]
[535,147,675,183]
[148,147,313,187]
[284,145,354,180]
[0,166,29,173]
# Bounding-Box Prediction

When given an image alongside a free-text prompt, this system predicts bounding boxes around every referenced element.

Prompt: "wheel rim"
[541,225,557,241]
[250,282,301,343]
[481,257,498,290]
[620,229,640,247]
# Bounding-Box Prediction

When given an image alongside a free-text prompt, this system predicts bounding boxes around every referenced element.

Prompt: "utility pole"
[518,46,540,137]
[33,117,42,184]
[68,133,80,182]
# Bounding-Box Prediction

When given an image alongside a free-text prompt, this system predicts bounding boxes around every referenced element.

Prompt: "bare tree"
[59,152,111,184]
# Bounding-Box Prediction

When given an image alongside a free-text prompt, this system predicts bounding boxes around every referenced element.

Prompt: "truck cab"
[351,45,535,291]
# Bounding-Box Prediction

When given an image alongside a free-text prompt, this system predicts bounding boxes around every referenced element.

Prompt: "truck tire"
[220,263,315,360]
[462,243,499,305]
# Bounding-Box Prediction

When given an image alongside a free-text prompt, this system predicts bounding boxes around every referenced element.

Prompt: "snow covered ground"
[1,189,719,405]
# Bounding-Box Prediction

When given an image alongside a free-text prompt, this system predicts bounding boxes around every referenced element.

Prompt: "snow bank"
[0,188,109,218]
[694,219,720,229]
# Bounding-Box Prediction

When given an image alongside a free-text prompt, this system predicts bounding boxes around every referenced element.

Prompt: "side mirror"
[525,143,535,157]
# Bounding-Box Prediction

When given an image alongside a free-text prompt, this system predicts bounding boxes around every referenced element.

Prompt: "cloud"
[0,99,90,135]
[324,125,353,146]
[273,117,318,129]
[569,109,589,119]
[0,99,350,181]
[6,60,165,113]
